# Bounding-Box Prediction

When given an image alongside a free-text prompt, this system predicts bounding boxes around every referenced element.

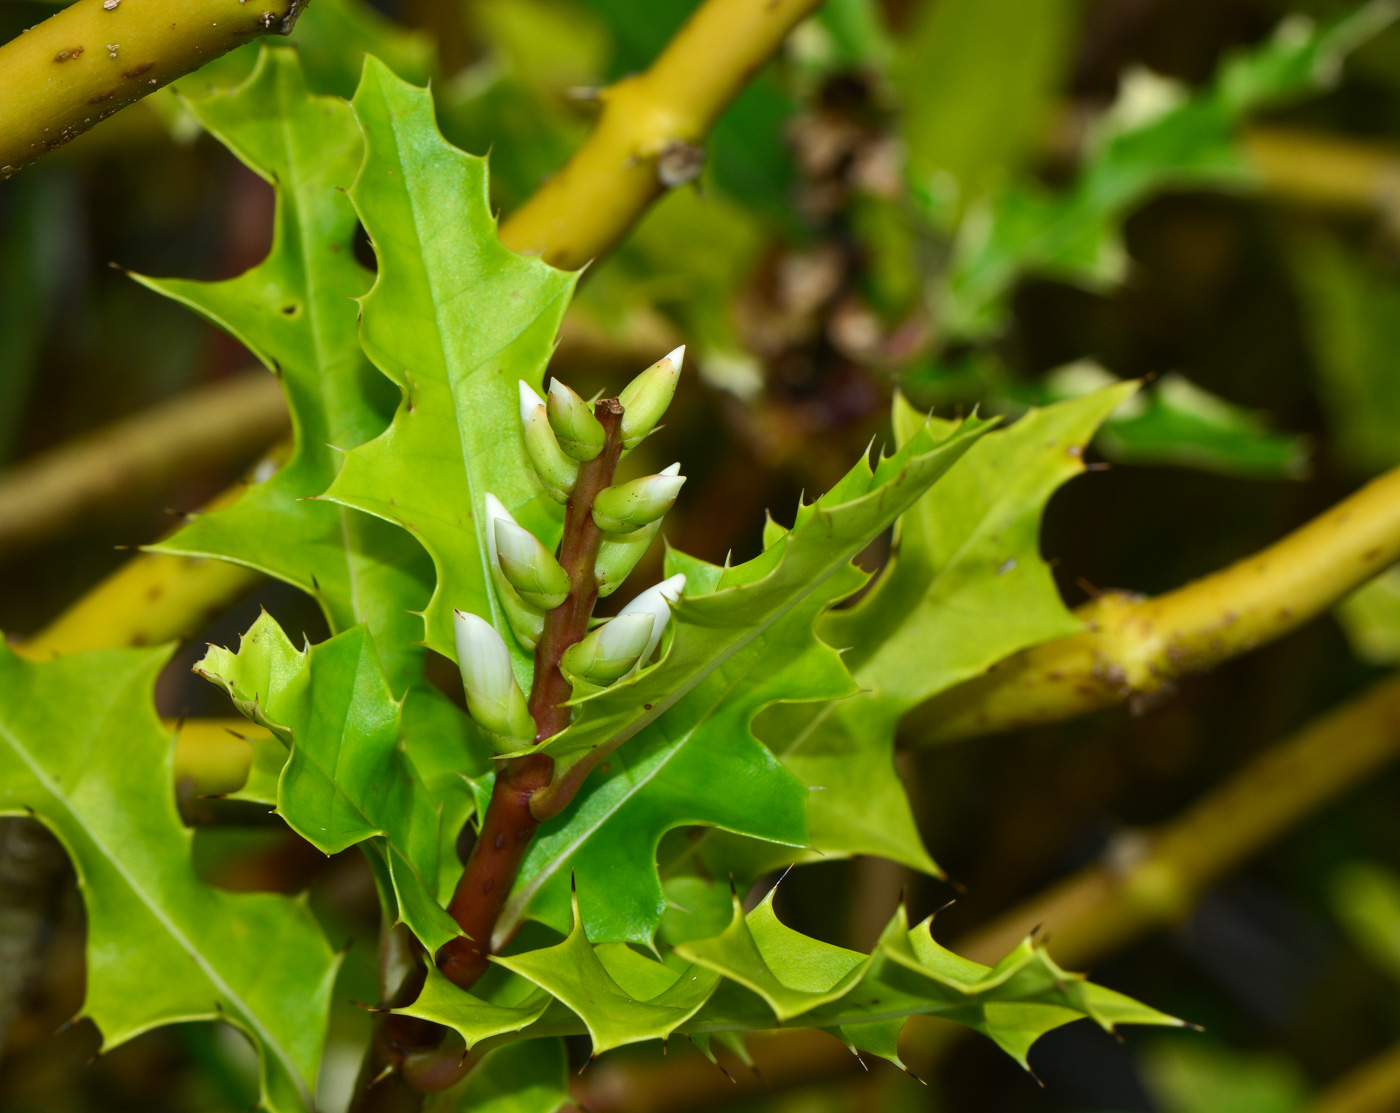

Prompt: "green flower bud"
[484,494,548,649]
[594,519,661,597]
[616,572,685,667]
[519,381,578,502]
[546,379,606,461]
[591,463,685,534]
[617,345,684,450]
[560,612,655,684]
[494,516,571,609]
[453,609,535,751]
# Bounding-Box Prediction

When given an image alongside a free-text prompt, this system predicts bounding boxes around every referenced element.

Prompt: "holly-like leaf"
[403,880,1181,1070]
[138,46,484,790]
[0,641,339,1113]
[495,416,993,946]
[196,613,473,951]
[728,386,1140,879]
[535,414,994,781]
[324,58,577,676]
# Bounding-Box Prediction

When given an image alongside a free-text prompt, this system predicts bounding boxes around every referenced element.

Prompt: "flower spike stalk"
[438,351,688,998]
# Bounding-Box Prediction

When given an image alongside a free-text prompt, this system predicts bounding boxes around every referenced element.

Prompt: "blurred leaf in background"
[1289,229,1400,479]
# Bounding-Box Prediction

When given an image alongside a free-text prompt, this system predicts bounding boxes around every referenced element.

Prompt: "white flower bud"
[594,519,662,597]
[560,612,656,684]
[483,494,548,649]
[519,381,578,502]
[618,345,684,450]
[591,465,685,533]
[494,517,571,610]
[452,610,535,749]
[546,379,606,461]
[616,572,686,668]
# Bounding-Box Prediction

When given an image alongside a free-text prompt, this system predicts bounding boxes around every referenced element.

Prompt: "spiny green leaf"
[398,965,553,1050]
[323,57,578,679]
[140,46,485,798]
[196,613,472,951]
[723,386,1137,881]
[0,641,339,1113]
[501,554,857,947]
[535,414,994,778]
[402,879,1180,1068]
[497,416,992,946]
[495,893,718,1054]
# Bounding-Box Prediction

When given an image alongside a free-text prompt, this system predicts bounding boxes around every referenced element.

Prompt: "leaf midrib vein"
[0,713,305,1098]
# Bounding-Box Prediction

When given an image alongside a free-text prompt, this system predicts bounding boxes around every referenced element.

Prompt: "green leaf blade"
[0,642,339,1113]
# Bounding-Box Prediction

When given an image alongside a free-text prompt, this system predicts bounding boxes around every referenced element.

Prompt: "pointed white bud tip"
[483,492,512,557]
[519,380,546,424]
[560,611,656,684]
[453,610,534,745]
[591,471,686,533]
[616,572,686,667]
[660,462,681,476]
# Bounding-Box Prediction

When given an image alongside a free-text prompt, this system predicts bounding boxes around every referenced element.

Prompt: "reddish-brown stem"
[435,401,625,990]
[528,400,625,740]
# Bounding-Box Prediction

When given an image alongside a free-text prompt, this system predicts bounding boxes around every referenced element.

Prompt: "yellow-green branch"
[15,441,288,656]
[956,669,1400,967]
[0,371,287,562]
[1308,1041,1400,1113]
[1247,125,1400,228]
[499,0,824,269]
[0,0,304,177]
[912,464,1400,745]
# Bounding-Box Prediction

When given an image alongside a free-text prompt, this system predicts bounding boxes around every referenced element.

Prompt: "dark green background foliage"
[2,0,1400,1111]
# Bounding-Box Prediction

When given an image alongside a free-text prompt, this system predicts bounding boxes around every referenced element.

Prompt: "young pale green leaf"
[323,58,577,677]
[494,418,991,947]
[402,879,1180,1069]
[935,2,1396,341]
[196,613,473,951]
[0,641,339,1113]
[1011,365,1310,481]
[135,47,480,789]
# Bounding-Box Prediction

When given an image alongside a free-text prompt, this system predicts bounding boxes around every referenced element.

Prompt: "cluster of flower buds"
[452,348,690,751]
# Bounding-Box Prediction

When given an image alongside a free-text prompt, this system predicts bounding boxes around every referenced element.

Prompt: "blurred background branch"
[912,463,1400,744]
[0,370,285,563]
